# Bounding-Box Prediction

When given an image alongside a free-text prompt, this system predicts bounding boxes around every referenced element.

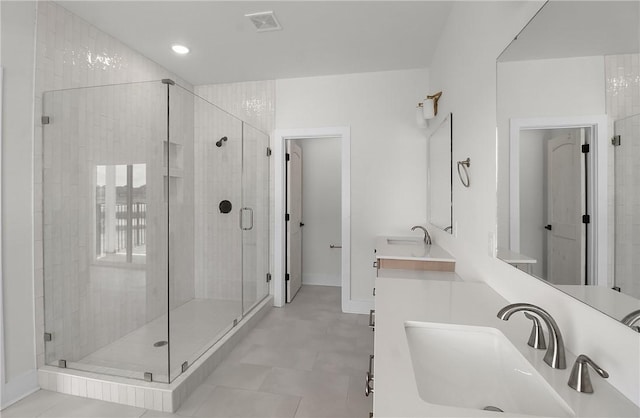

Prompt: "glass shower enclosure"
[42,80,270,383]
[614,113,640,300]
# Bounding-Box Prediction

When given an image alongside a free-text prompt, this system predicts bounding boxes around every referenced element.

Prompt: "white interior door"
[546,129,584,285]
[287,142,303,302]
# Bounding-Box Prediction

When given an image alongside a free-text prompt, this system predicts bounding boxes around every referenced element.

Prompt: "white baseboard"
[342,298,374,314]
[1,369,39,410]
[302,274,341,287]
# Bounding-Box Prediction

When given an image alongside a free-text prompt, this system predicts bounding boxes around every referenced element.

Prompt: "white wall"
[276,68,430,301]
[293,137,342,287]
[428,1,639,405]
[0,1,38,408]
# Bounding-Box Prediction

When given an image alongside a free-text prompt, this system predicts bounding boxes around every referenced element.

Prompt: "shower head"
[216,136,228,147]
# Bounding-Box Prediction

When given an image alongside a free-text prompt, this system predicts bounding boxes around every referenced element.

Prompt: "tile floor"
[3,285,374,417]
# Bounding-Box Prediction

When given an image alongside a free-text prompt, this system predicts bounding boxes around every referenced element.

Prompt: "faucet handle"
[568,354,609,393]
[524,312,546,350]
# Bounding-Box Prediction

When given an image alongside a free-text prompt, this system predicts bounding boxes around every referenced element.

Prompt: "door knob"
[544,225,552,231]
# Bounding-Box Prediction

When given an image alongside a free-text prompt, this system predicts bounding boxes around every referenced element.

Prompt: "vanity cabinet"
[367,238,458,417]
[374,236,456,275]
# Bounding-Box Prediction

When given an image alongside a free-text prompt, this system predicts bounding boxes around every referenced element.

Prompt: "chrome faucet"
[411,225,432,245]
[621,309,640,332]
[567,354,609,393]
[497,303,566,369]
[524,312,546,349]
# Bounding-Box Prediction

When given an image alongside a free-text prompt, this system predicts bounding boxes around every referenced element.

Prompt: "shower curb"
[37,296,273,412]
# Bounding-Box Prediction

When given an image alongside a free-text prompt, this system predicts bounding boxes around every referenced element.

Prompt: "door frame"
[509,115,608,287]
[285,140,303,302]
[273,127,354,311]
[0,66,6,408]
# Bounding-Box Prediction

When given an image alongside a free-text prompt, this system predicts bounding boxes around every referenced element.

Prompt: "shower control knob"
[219,200,232,214]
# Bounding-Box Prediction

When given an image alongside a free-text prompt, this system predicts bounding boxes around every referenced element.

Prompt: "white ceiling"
[58,1,453,86]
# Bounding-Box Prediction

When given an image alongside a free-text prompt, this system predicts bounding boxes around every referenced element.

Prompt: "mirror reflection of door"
[519,128,586,285]
[546,129,584,285]
[286,142,303,302]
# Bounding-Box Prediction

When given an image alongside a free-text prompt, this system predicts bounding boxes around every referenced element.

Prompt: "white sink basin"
[404,321,574,417]
[386,238,423,245]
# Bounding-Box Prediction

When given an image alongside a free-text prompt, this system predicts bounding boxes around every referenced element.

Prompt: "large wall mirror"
[497,1,640,331]
[428,113,453,234]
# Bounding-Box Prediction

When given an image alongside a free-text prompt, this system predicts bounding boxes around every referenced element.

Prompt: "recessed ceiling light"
[171,44,190,55]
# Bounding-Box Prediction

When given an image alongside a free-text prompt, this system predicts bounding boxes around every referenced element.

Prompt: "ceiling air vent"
[245,11,282,32]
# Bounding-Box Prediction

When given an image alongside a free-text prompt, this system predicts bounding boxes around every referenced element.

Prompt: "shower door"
[168,86,244,381]
[42,81,171,382]
[242,123,271,314]
[166,87,271,380]
[613,114,640,299]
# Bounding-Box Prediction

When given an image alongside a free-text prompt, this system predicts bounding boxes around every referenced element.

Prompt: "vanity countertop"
[497,247,537,264]
[373,272,639,417]
[374,236,455,262]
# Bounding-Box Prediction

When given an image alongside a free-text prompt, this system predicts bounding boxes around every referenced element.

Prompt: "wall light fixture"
[416,91,443,127]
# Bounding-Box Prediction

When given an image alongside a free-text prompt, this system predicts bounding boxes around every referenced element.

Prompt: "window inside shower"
[95,164,147,264]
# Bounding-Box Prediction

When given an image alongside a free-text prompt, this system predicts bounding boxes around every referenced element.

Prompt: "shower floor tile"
[73,298,241,381]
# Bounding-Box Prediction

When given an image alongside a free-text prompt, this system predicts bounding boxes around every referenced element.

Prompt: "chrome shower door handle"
[247,207,254,230]
[239,208,254,231]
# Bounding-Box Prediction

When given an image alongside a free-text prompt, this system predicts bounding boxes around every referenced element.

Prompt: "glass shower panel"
[42,81,170,382]
[168,86,243,381]
[242,123,271,314]
[614,114,640,299]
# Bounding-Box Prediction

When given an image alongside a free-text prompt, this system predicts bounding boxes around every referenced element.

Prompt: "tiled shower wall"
[605,54,640,297]
[193,82,275,302]
[42,82,168,367]
[34,1,194,368]
[193,99,244,301]
[195,82,275,133]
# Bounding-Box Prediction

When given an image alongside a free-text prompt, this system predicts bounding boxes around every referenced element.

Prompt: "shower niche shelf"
[163,141,184,171]
[163,141,184,203]
[164,175,183,203]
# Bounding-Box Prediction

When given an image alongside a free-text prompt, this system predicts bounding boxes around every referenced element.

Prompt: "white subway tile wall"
[605,54,640,297]
[34,1,194,372]
[33,0,273,408]
[194,82,275,303]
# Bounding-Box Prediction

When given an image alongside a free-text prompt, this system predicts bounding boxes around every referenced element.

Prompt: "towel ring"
[457,158,471,188]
